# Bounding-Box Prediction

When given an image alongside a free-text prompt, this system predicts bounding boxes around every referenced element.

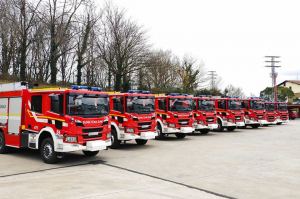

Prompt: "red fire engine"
[0,82,111,163]
[264,102,277,125]
[241,98,268,128]
[214,97,245,131]
[275,102,289,124]
[155,93,194,139]
[108,90,157,148]
[192,97,218,134]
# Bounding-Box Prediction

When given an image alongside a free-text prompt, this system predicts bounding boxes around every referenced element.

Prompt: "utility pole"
[265,56,281,102]
[208,71,217,90]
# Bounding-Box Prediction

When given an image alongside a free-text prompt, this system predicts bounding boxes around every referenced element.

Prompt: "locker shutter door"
[8,97,22,135]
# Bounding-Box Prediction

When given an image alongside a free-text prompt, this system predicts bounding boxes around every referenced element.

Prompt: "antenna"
[265,56,281,102]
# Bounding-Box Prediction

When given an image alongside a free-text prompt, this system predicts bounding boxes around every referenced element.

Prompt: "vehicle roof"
[109,93,154,97]
[29,88,108,96]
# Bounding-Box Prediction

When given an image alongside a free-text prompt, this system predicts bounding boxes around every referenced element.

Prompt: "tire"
[0,132,8,154]
[110,128,121,149]
[155,123,164,140]
[227,126,236,131]
[175,133,186,139]
[40,138,59,164]
[216,119,224,132]
[251,124,260,129]
[199,129,209,134]
[135,139,148,145]
[277,122,282,125]
[83,150,99,157]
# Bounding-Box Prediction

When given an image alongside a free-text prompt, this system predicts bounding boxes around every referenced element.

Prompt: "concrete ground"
[0,120,299,199]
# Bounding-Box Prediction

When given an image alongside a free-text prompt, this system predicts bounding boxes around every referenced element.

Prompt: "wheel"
[227,126,236,131]
[83,150,99,157]
[155,123,165,140]
[175,133,186,139]
[251,124,260,129]
[199,129,209,134]
[0,132,8,154]
[135,139,148,145]
[40,138,59,164]
[110,128,121,149]
[216,119,224,132]
[277,122,282,125]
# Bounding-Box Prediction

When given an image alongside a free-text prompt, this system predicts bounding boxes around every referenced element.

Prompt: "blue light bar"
[127,90,151,94]
[90,87,102,91]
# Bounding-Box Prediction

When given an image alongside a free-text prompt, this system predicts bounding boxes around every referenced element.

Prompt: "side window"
[112,96,123,112]
[158,99,166,111]
[218,100,226,109]
[50,94,64,114]
[31,95,42,113]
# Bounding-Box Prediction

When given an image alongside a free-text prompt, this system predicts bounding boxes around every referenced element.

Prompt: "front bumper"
[222,121,236,127]
[194,123,209,130]
[236,121,245,127]
[208,123,219,130]
[258,119,269,125]
[180,126,195,133]
[245,119,260,125]
[276,119,289,124]
[56,139,111,153]
[120,131,157,140]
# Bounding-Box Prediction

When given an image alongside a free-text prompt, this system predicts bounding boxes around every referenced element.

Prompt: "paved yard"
[0,120,299,199]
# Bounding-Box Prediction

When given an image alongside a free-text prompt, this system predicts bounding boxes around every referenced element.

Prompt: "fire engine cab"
[0,82,111,163]
[109,90,157,148]
[264,102,277,125]
[192,96,218,134]
[214,97,245,131]
[275,102,289,124]
[155,93,194,139]
[241,98,268,127]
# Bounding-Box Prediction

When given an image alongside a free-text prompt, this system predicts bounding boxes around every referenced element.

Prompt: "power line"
[265,56,281,102]
[208,71,217,90]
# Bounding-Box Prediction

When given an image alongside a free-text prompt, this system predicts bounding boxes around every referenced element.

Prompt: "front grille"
[206,117,214,123]
[138,122,151,131]
[82,133,103,139]
[82,128,102,133]
[235,116,241,121]
[178,119,189,125]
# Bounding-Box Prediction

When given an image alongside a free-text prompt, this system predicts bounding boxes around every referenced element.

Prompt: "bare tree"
[42,0,83,84]
[98,3,149,91]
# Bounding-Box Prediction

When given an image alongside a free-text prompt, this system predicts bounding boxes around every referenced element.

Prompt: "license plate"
[88,132,99,136]
[141,125,149,129]
[181,121,188,124]
[207,119,213,122]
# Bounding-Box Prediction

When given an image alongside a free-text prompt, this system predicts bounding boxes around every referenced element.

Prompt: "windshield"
[278,103,287,111]
[250,101,265,110]
[67,93,109,117]
[265,103,275,111]
[126,96,155,114]
[198,100,215,111]
[169,98,193,112]
[228,100,242,110]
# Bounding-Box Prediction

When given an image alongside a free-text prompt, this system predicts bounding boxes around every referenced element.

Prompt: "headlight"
[126,128,134,133]
[107,133,111,139]
[65,136,77,143]
[228,119,233,123]
[169,123,176,128]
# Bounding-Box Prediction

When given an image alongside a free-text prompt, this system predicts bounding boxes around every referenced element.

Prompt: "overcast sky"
[97,0,300,96]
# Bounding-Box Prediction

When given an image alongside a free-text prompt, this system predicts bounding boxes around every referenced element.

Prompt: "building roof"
[278,80,300,86]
